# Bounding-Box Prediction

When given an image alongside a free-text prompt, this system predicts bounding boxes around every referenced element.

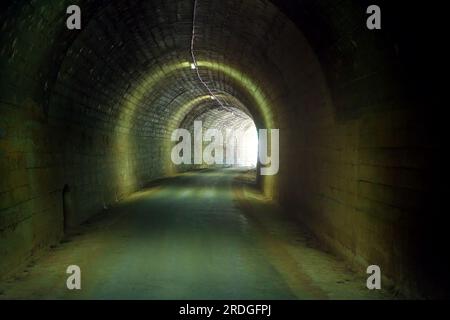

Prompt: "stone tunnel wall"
[0,0,170,278]
[274,1,447,297]
[1,0,72,279]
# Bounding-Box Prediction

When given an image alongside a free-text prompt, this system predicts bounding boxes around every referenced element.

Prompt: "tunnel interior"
[0,0,447,299]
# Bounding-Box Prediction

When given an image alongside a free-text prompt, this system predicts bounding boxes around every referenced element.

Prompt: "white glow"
[237,123,258,167]
[190,63,196,70]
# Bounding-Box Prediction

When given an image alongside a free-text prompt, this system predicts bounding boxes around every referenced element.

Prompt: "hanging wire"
[190,0,241,116]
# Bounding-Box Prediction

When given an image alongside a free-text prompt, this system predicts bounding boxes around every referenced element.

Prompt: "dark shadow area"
[62,184,71,233]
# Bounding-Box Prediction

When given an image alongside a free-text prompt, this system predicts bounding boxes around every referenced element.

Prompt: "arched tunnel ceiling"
[48,0,299,135]
[1,0,431,125]
[1,0,419,129]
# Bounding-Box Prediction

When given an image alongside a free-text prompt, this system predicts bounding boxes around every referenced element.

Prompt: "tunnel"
[0,0,447,300]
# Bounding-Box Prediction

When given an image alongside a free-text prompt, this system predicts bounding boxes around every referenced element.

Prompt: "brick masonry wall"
[274,0,446,297]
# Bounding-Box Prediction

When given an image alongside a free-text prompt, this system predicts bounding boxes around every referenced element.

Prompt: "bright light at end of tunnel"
[239,124,258,167]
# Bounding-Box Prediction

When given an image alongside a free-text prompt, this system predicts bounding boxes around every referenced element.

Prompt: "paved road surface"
[0,169,392,299]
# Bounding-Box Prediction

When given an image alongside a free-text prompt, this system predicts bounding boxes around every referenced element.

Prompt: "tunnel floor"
[0,169,392,299]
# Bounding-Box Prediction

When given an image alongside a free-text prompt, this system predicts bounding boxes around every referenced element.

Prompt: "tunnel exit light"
[239,124,258,167]
[171,121,278,174]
